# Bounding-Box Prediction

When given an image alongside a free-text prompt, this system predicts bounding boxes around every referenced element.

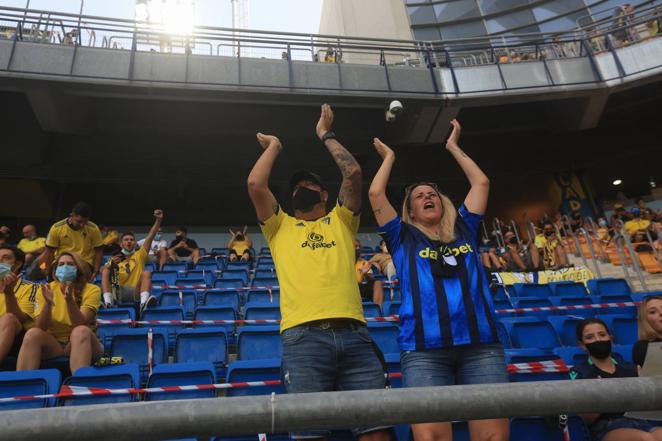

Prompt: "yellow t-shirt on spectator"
[0,279,39,330]
[230,240,250,256]
[102,230,120,246]
[17,237,46,254]
[260,203,365,332]
[113,248,148,288]
[35,282,100,344]
[45,219,104,267]
[624,219,651,236]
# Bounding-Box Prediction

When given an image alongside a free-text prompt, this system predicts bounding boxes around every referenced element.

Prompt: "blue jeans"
[401,343,508,387]
[590,417,656,441]
[281,321,390,439]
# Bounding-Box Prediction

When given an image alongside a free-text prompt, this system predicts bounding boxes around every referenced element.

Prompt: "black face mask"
[292,187,322,212]
[235,234,244,241]
[175,234,184,241]
[585,340,612,359]
[544,231,554,237]
[507,237,518,245]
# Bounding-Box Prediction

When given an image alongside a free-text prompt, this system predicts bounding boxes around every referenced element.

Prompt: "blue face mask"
[55,264,77,283]
[122,248,135,257]
[154,233,162,241]
[0,262,12,279]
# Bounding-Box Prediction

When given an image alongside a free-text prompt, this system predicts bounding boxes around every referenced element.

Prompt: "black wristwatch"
[320,131,337,143]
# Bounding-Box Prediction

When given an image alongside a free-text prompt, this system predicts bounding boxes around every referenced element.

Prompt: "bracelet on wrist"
[320,131,337,143]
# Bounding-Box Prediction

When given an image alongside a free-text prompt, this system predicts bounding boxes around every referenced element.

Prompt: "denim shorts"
[590,416,656,441]
[401,343,509,387]
[281,321,390,439]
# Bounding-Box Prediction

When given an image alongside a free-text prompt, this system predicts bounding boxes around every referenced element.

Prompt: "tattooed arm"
[368,138,398,227]
[445,119,490,215]
[247,133,282,222]
[316,104,362,214]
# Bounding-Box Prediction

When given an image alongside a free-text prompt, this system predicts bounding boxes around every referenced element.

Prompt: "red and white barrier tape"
[0,362,571,403]
[495,301,640,315]
[97,316,401,326]
[147,328,153,376]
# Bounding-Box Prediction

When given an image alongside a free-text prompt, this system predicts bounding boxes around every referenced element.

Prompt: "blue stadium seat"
[159,290,197,319]
[512,283,554,298]
[252,277,279,289]
[226,359,284,397]
[151,271,178,287]
[60,364,140,406]
[142,306,186,348]
[598,314,638,345]
[255,269,276,278]
[214,279,245,290]
[492,285,509,301]
[550,281,588,297]
[195,261,222,272]
[384,287,401,301]
[383,301,401,316]
[547,315,584,347]
[587,278,631,296]
[246,289,280,304]
[163,262,188,273]
[512,298,554,318]
[175,328,228,379]
[510,416,590,441]
[612,344,634,363]
[363,302,382,318]
[0,369,61,410]
[237,326,281,360]
[145,362,216,401]
[631,291,662,303]
[259,247,271,256]
[211,247,229,256]
[493,298,513,311]
[549,296,596,318]
[175,278,207,288]
[452,422,470,441]
[499,317,561,349]
[553,347,587,366]
[184,270,215,286]
[198,247,207,256]
[110,328,168,383]
[204,290,240,311]
[367,322,399,355]
[97,307,136,348]
[496,321,512,348]
[244,302,281,322]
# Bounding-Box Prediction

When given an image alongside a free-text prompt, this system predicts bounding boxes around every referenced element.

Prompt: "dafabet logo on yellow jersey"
[301,232,337,250]
[419,243,473,260]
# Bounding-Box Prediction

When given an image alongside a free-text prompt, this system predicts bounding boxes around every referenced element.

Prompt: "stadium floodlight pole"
[2,378,662,441]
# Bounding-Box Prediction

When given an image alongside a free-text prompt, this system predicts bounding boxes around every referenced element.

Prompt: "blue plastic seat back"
[510,416,591,441]
[588,278,631,296]
[246,289,280,304]
[226,359,285,397]
[146,362,216,401]
[502,318,561,349]
[244,303,281,322]
[176,328,228,378]
[513,298,554,318]
[142,307,185,348]
[0,369,61,410]
[204,291,240,311]
[367,323,399,355]
[194,306,237,335]
[385,287,401,301]
[252,277,279,289]
[383,301,401,316]
[195,261,222,271]
[237,326,282,360]
[211,247,229,256]
[362,303,383,318]
[110,329,168,383]
[60,364,140,406]
[97,308,136,347]
[175,278,207,288]
[513,283,553,298]
[610,316,638,345]
[160,291,197,319]
[151,271,178,287]
[553,347,588,366]
[163,262,188,273]
[185,270,215,286]
[551,282,588,297]
[547,316,584,347]
[255,268,276,277]
[496,321,512,349]
[214,279,245,290]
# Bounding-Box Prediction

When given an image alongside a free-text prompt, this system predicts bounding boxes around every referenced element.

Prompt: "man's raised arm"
[247,133,282,222]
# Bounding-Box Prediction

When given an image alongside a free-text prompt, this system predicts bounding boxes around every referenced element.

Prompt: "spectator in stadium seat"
[39,202,104,281]
[637,198,654,220]
[167,226,200,265]
[356,251,384,307]
[570,318,662,441]
[0,226,11,246]
[101,210,163,310]
[369,240,396,281]
[98,224,120,252]
[625,208,651,238]
[17,225,45,267]
[633,296,662,369]
[610,204,631,230]
[227,226,253,263]
[369,120,508,441]
[17,252,102,374]
[248,104,390,441]
[480,240,505,272]
[0,246,39,366]
[632,231,654,253]
[535,221,568,270]
[502,231,540,272]
[137,228,168,270]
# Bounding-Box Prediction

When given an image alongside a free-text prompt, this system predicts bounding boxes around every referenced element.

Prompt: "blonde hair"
[51,252,90,306]
[401,184,457,243]
[637,296,662,341]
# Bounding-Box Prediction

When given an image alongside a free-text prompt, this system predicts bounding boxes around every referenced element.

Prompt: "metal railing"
[0,3,661,96]
[0,377,661,441]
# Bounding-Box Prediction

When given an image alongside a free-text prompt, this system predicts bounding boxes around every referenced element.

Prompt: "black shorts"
[359,282,374,301]
[8,329,26,358]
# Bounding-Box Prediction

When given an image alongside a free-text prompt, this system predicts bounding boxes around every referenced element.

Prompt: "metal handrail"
[617,220,649,291]
[578,227,603,279]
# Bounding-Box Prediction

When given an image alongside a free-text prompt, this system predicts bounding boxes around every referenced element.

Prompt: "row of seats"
[496,278,632,299]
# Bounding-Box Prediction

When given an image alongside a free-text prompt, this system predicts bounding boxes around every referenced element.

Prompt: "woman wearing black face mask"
[570,318,661,441]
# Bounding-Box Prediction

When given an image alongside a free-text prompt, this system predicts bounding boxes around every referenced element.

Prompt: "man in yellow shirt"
[101,209,163,311]
[0,246,39,366]
[625,208,651,238]
[39,202,104,281]
[247,104,389,441]
[17,225,46,267]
